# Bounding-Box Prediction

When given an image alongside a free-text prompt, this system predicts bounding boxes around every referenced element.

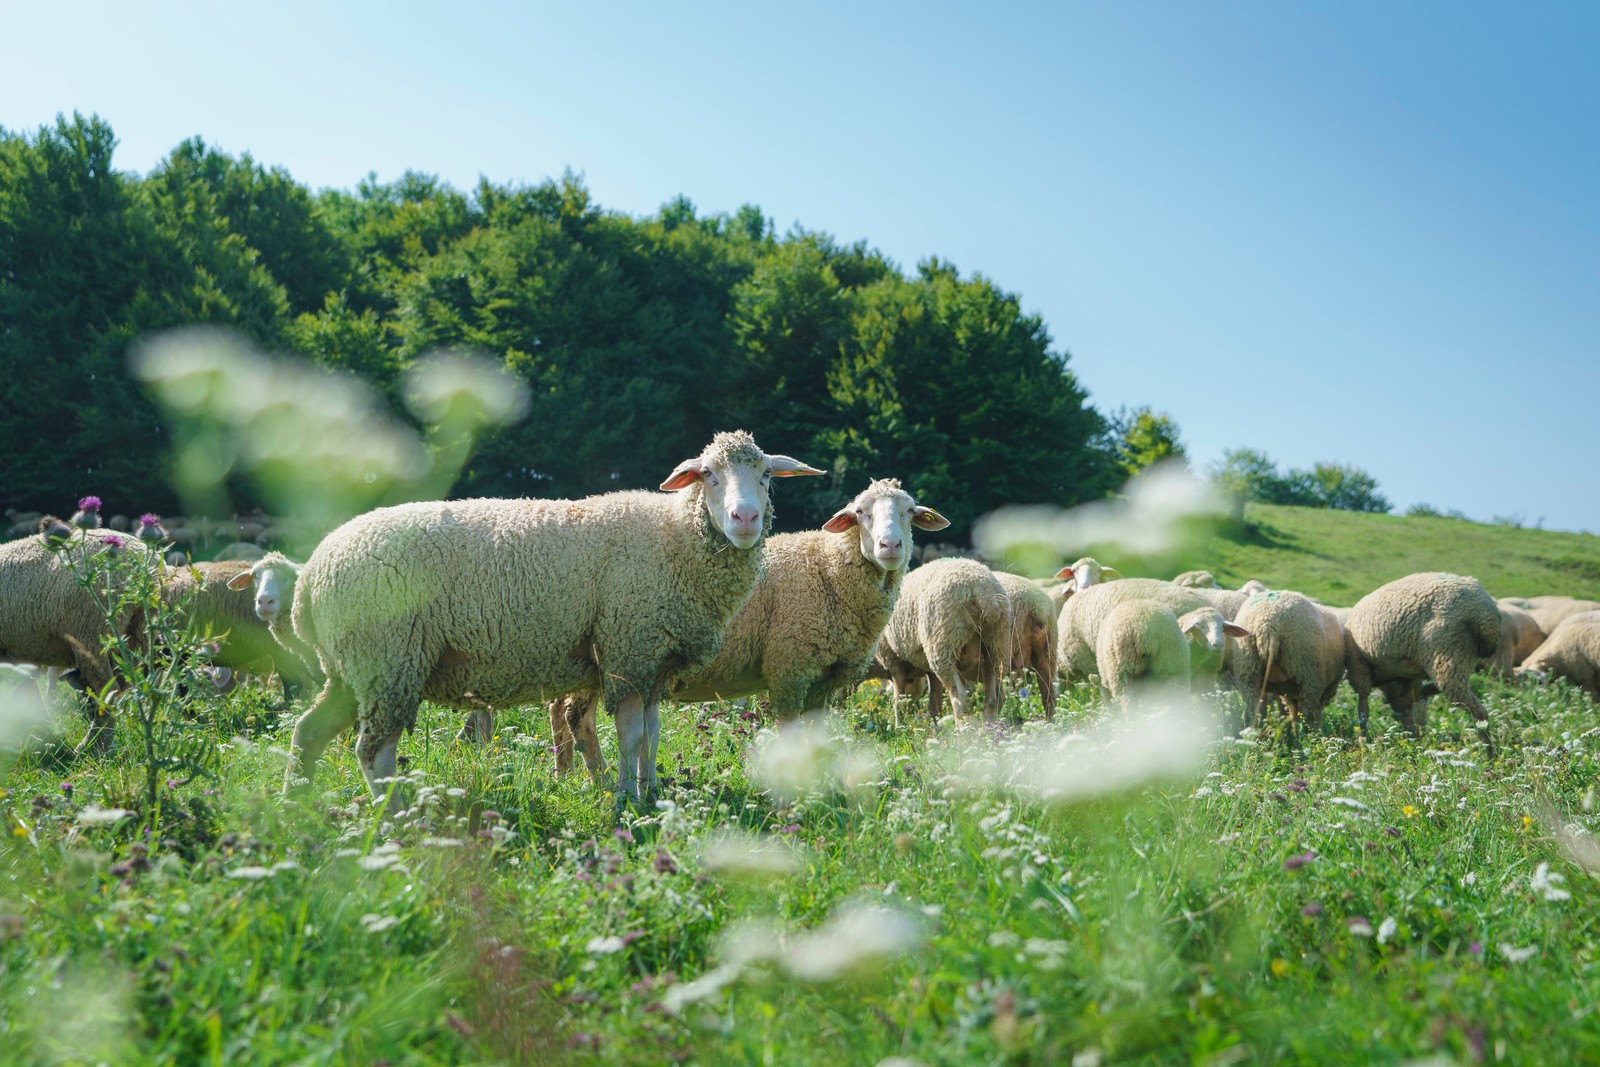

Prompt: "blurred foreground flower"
[699,830,802,881]
[747,712,881,802]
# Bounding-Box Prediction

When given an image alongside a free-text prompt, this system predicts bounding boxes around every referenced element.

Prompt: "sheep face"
[1178,607,1250,675]
[822,478,950,571]
[1056,557,1123,590]
[227,553,301,623]
[660,430,824,550]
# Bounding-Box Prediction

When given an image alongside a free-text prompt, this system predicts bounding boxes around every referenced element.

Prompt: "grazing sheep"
[1172,570,1221,589]
[875,558,1011,724]
[216,541,266,562]
[1517,611,1600,699]
[1057,578,1211,681]
[1491,602,1546,677]
[1094,600,1190,706]
[543,479,952,778]
[1343,572,1501,750]
[1055,557,1122,592]
[1238,580,1270,596]
[993,571,1059,720]
[1230,591,1347,729]
[1524,597,1600,637]
[0,526,157,752]
[284,431,823,806]
[4,509,44,539]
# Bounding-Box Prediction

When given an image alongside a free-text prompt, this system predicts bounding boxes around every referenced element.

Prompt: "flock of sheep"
[4,431,1600,812]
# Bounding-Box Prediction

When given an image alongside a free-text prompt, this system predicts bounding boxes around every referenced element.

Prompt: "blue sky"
[7,2,1598,530]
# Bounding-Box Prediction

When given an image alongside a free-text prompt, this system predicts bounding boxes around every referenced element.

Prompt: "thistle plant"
[58,530,221,825]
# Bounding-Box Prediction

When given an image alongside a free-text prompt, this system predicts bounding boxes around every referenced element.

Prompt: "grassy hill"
[1205,504,1600,606]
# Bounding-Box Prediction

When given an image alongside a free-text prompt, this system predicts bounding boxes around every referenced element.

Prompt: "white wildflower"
[227,865,273,881]
[701,830,801,880]
[360,914,399,934]
[421,836,465,848]
[986,931,1020,948]
[1497,942,1538,963]
[1531,862,1571,902]
[586,935,626,955]
[1376,917,1398,944]
[783,901,925,981]
[75,805,131,826]
[1328,797,1372,812]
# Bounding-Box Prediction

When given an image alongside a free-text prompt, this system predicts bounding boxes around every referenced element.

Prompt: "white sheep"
[1171,570,1220,589]
[1237,579,1271,596]
[1343,572,1501,750]
[548,479,951,778]
[1057,578,1209,681]
[0,524,158,752]
[1491,601,1546,677]
[283,431,823,806]
[1517,610,1600,699]
[993,571,1060,720]
[1055,557,1123,592]
[1230,591,1347,729]
[875,558,1011,724]
[1523,597,1600,637]
[1094,600,1190,707]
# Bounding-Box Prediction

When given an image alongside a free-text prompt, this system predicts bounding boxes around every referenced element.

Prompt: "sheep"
[1237,580,1270,596]
[1179,605,1251,686]
[163,558,321,700]
[993,571,1059,720]
[1517,611,1600,699]
[216,541,266,562]
[1055,557,1122,592]
[1230,591,1347,730]
[283,430,824,806]
[875,558,1011,724]
[1057,578,1211,681]
[1172,570,1220,589]
[1035,576,1073,618]
[1192,586,1249,622]
[0,525,158,752]
[1524,597,1600,637]
[4,509,44,540]
[1491,601,1546,677]
[1343,572,1500,750]
[543,479,952,779]
[1094,600,1190,706]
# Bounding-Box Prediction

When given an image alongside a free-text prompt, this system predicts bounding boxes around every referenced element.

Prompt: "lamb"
[226,552,324,703]
[993,571,1059,720]
[1343,572,1501,750]
[1094,600,1190,706]
[1491,601,1546,677]
[0,525,158,752]
[1229,591,1347,729]
[874,558,1011,724]
[283,430,823,806]
[547,479,951,778]
[1517,611,1600,699]
[1172,570,1220,589]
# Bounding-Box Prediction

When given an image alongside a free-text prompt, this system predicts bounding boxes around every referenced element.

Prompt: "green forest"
[0,113,1126,536]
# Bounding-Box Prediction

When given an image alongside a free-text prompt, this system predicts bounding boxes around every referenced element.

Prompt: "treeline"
[0,114,1123,535]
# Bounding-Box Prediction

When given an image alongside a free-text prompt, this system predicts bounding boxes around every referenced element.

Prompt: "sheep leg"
[285,679,358,792]
[356,722,406,814]
[983,666,1004,723]
[1433,655,1496,757]
[928,673,947,723]
[641,698,662,796]
[1032,655,1057,721]
[937,669,971,724]
[567,693,608,784]
[549,698,576,775]
[613,694,645,802]
[458,708,493,743]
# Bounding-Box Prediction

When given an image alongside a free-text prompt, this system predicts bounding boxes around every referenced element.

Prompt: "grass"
[3,669,1599,1065]
[1207,504,1600,605]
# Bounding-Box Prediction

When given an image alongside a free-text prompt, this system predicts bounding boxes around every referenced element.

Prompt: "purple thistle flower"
[1469,940,1483,955]
[653,850,678,875]
[100,534,126,549]
[1301,903,1324,918]
[1290,778,1310,792]
[138,513,161,526]
[1283,851,1316,870]
[613,827,634,844]
[78,496,102,511]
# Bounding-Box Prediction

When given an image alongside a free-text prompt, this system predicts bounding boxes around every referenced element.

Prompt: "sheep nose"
[256,596,278,615]
[877,537,902,554]
[728,505,760,530]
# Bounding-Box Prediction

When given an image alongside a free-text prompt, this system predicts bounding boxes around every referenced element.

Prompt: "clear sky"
[6,2,1597,530]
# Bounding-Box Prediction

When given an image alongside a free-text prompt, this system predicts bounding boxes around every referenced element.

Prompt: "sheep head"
[659,430,824,550]
[821,478,949,571]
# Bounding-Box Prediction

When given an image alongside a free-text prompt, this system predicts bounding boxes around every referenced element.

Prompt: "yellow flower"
[11,825,27,838]
[1401,805,1419,818]
[1271,958,1289,978]
[1523,815,1533,831]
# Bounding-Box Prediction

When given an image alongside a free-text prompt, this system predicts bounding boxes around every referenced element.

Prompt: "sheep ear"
[910,506,950,531]
[1101,567,1124,581]
[822,511,858,533]
[767,455,826,478]
[1224,623,1251,639]
[1053,566,1074,581]
[659,460,704,491]
[226,572,255,591]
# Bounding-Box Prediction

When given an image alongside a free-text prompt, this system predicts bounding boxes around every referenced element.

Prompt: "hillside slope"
[1207,504,1600,606]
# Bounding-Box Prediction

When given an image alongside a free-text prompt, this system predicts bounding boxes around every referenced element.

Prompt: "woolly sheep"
[1524,597,1600,637]
[1178,605,1251,686]
[165,558,321,699]
[284,430,823,806]
[1230,591,1347,729]
[1094,600,1190,706]
[1172,570,1220,589]
[1238,580,1270,596]
[875,558,1011,724]
[216,541,266,562]
[0,526,157,752]
[1343,572,1500,749]
[1055,557,1122,593]
[1057,578,1212,681]
[993,571,1059,720]
[549,479,951,778]
[1491,601,1546,677]
[1517,611,1600,699]
[1191,586,1248,622]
